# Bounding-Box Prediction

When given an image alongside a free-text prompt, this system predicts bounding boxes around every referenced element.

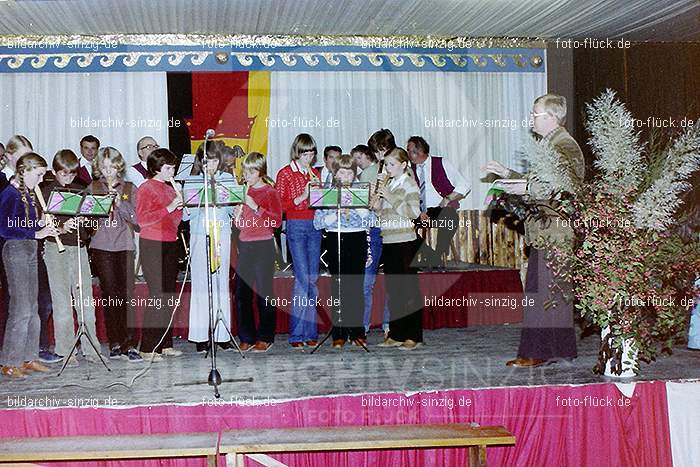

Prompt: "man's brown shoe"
[506,358,546,367]
[377,337,403,348]
[305,340,318,347]
[239,342,254,352]
[399,339,423,351]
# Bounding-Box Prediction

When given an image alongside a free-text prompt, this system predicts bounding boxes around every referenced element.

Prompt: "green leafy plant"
[536,90,700,375]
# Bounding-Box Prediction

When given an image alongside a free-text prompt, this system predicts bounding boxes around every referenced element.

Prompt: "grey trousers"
[1,240,40,367]
[43,243,100,358]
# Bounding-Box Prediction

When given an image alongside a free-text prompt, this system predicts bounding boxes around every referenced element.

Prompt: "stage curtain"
[75,270,525,343]
[0,72,169,165]
[246,71,272,157]
[0,382,672,466]
[267,70,545,210]
[666,381,700,466]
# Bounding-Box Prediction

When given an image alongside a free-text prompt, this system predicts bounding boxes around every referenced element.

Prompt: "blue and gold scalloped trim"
[0,36,545,73]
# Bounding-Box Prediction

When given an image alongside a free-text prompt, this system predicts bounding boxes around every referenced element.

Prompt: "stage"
[2,326,699,408]
[1,326,699,466]
[0,267,698,466]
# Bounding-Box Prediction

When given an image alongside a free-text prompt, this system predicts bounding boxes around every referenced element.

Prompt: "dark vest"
[132,162,148,179]
[411,156,458,209]
[75,165,92,187]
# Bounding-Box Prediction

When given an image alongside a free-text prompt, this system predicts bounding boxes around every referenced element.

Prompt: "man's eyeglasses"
[530,111,548,118]
[139,143,159,151]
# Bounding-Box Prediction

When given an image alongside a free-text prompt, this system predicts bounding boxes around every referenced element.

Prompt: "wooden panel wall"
[422,210,526,268]
[572,42,700,162]
[625,43,700,128]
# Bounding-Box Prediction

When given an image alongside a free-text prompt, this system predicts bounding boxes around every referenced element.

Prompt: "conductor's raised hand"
[482,160,510,178]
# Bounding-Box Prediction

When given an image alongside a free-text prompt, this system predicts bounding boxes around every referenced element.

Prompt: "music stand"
[47,189,115,376]
[309,182,371,354]
[183,178,245,207]
[183,171,247,397]
[174,154,196,182]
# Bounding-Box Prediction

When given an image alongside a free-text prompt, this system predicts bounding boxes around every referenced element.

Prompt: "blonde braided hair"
[15,153,46,221]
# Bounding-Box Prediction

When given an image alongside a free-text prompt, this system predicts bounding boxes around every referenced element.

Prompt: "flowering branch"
[632,122,700,230]
[586,89,644,197]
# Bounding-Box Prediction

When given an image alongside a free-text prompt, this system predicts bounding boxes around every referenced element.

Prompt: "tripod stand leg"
[78,324,111,371]
[56,225,110,376]
[55,323,111,375]
[312,249,341,355]
[357,339,370,353]
[212,315,245,359]
[310,327,333,354]
[56,332,82,376]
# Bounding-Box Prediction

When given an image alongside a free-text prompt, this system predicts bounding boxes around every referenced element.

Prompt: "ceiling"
[0,0,697,42]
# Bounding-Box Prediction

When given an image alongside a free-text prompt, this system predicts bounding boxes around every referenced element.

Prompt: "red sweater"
[275,161,320,220]
[235,184,282,242]
[136,179,182,242]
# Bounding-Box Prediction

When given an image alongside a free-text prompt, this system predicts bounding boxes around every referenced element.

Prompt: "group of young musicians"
[275,129,438,351]
[0,127,459,378]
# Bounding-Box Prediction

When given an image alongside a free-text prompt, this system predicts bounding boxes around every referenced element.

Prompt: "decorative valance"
[0,35,545,73]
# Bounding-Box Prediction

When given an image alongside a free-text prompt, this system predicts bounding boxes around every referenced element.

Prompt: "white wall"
[267,71,546,209]
[0,72,169,166]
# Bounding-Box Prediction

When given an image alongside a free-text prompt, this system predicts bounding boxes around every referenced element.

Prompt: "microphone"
[203,129,215,172]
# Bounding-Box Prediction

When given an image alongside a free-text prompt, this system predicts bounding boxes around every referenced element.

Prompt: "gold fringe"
[0,34,544,48]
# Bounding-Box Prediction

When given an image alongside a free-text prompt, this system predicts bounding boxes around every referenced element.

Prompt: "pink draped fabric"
[1,381,672,466]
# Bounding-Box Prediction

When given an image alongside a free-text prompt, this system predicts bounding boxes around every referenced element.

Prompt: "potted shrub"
[525,90,700,377]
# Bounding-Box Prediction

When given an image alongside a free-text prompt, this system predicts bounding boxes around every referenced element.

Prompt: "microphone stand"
[58,219,111,376]
[199,135,245,399]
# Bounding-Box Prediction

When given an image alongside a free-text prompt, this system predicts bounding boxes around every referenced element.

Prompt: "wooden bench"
[0,432,220,466]
[219,424,515,467]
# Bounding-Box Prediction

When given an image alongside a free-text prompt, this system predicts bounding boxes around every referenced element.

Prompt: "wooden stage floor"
[2,326,699,409]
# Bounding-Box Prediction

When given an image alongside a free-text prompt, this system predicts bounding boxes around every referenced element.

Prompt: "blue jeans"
[286,219,321,342]
[363,227,389,332]
[1,240,40,367]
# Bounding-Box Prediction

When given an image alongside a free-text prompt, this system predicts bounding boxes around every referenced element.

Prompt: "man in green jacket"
[484,93,585,367]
